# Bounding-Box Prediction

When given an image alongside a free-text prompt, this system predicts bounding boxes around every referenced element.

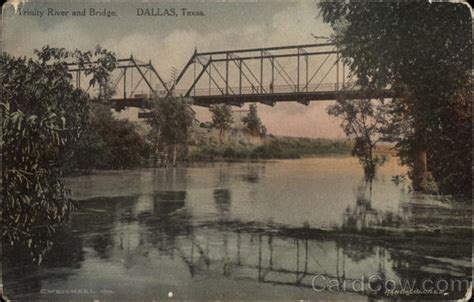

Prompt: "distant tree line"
[209,103,266,141]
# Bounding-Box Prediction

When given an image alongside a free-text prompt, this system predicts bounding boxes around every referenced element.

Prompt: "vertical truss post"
[76,70,80,89]
[225,53,229,95]
[271,57,274,93]
[209,57,212,95]
[123,67,127,99]
[305,55,309,92]
[342,61,345,89]
[336,52,339,92]
[239,59,242,95]
[297,48,300,92]
[260,50,263,94]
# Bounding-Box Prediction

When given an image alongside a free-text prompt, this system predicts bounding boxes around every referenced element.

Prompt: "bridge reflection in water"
[3,183,470,300]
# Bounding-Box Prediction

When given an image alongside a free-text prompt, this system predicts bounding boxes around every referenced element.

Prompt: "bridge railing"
[111,81,396,101]
[171,81,360,97]
[112,90,167,99]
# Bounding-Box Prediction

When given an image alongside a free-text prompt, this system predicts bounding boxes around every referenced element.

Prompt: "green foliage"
[426,81,471,196]
[189,137,352,161]
[242,104,265,137]
[67,103,150,171]
[319,1,472,197]
[251,143,300,159]
[1,46,116,262]
[147,96,195,166]
[209,104,233,139]
[319,2,470,95]
[328,98,387,175]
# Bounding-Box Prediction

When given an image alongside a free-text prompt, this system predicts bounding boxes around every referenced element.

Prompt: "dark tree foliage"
[68,103,150,170]
[242,104,265,137]
[147,96,195,167]
[319,1,472,197]
[210,104,233,140]
[1,46,116,262]
[328,98,387,176]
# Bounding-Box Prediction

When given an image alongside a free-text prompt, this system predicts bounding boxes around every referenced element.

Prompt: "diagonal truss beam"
[68,56,169,99]
[170,43,339,99]
[185,60,212,97]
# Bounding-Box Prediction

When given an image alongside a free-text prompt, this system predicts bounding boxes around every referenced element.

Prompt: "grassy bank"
[188,136,353,162]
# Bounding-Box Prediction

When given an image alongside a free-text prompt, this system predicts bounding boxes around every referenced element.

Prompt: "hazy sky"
[2,0,346,138]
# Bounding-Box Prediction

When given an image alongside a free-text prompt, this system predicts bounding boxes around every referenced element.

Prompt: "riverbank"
[65,137,356,176]
[188,136,353,161]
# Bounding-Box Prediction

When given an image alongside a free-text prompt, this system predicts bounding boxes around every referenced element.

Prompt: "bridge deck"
[190,89,395,106]
[112,88,396,109]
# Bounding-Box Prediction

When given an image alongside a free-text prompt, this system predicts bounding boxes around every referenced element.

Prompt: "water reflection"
[214,189,231,214]
[342,181,405,232]
[3,190,471,300]
[3,159,472,300]
[240,164,265,184]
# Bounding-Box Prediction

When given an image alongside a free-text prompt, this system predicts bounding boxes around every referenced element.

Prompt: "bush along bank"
[188,137,353,162]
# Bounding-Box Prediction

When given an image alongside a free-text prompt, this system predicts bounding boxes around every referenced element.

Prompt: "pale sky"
[2,0,346,138]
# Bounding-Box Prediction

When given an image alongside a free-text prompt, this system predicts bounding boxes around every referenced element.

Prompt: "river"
[2,156,472,300]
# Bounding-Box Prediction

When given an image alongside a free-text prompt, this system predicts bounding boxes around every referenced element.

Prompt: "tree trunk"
[412,148,428,191]
[412,115,430,192]
[153,126,161,169]
[163,146,169,168]
[172,145,177,167]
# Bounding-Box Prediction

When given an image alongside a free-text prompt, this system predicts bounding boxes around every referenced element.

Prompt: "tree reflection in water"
[2,186,471,300]
[342,178,405,233]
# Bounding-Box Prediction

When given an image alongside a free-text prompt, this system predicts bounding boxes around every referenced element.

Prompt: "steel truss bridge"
[68,43,395,111]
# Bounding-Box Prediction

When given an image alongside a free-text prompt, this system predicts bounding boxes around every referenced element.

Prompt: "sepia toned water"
[3,157,472,300]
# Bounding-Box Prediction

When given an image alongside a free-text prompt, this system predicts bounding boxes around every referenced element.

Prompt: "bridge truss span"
[68,43,395,110]
[167,43,394,107]
[68,55,169,110]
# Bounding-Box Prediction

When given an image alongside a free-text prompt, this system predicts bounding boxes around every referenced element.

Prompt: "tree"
[318,1,471,196]
[328,98,387,177]
[242,104,265,137]
[147,97,194,167]
[1,46,116,262]
[210,104,233,142]
[67,103,150,171]
[97,78,117,101]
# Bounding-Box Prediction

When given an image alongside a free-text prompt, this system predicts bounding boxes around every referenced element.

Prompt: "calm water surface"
[3,157,472,300]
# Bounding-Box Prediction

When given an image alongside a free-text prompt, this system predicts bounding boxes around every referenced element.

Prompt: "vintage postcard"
[1,0,472,300]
